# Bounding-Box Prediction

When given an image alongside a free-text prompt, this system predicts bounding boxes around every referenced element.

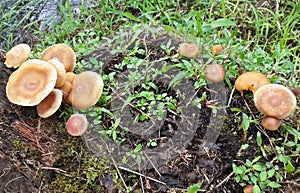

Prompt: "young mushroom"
[37,89,63,118]
[68,71,104,110]
[205,64,226,83]
[211,44,223,56]
[235,71,270,95]
[66,114,88,136]
[261,116,281,131]
[40,43,76,72]
[253,84,297,119]
[47,58,66,87]
[5,43,31,68]
[178,43,199,58]
[6,59,57,106]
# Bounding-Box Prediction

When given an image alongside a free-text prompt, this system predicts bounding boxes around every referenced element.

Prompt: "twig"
[214,171,234,189]
[227,85,236,107]
[118,166,166,185]
[40,166,66,173]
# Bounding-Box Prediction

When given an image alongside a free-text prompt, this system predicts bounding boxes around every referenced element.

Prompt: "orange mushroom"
[5,43,31,68]
[178,43,199,58]
[47,58,66,87]
[205,64,226,83]
[65,72,76,84]
[66,114,88,136]
[261,116,281,131]
[40,43,76,72]
[58,81,73,100]
[235,71,270,95]
[253,84,297,119]
[211,44,223,56]
[37,89,63,118]
[68,71,104,110]
[6,59,57,106]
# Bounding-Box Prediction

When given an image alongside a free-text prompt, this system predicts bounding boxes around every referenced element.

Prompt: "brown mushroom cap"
[261,116,281,131]
[5,44,31,68]
[178,43,199,58]
[211,44,223,56]
[254,84,297,119]
[58,81,73,100]
[205,64,226,83]
[37,89,63,118]
[66,114,88,136]
[68,71,103,110]
[65,72,76,84]
[235,72,270,95]
[40,44,76,72]
[6,59,57,106]
[47,58,66,87]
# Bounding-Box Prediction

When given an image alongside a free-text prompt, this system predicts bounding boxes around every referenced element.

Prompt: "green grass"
[1,0,300,192]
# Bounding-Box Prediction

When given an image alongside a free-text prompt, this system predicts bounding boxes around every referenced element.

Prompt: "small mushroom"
[6,59,57,106]
[235,71,270,95]
[178,43,199,58]
[5,44,31,68]
[68,71,104,110]
[66,114,88,136]
[261,116,281,131]
[205,64,226,83]
[243,185,254,193]
[37,89,63,118]
[211,44,223,56]
[65,72,76,84]
[47,58,66,87]
[58,81,73,100]
[40,43,76,72]
[254,84,297,119]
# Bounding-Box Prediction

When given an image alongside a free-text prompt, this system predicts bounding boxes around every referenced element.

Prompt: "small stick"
[40,166,66,173]
[214,171,234,189]
[118,166,166,185]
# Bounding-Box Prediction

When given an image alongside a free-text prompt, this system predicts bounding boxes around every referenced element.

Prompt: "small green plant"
[187,183,202,193]
[232,156,282,193]
[122,143,145,165]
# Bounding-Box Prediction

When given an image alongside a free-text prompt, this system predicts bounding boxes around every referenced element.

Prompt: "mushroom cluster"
[178,43,226,83]
[235,71,297,131]
[4,43,104,136]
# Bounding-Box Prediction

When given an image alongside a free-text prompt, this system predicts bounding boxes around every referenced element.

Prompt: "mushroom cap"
[254,84,297,119]
[178,43,199,58]
[261,116,281,131]
[37,88,63,118]
[5,44,31,68]
[65,72,76,84]
[66,114,88,136]
[205,64,226,83]
[235,72,270,95]
[6,59,57,106]
[211,44,223,56]
[47,58,66,87]
[58,81,73,100]
[68,71,103,110]
[40,44,76,72]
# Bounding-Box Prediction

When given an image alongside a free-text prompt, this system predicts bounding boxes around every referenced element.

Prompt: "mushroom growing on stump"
[5,43,31,68]
[47,58,66,87]
[37,89,63,118]
[254,84,297,119]
[68,71,104,110]
[205,64,226,83]
[6,59,57,106]
[178,43,199,58]
[235,72,270,95]
[40,43,76,72]
[261,116,281,131]
[66,114,88,136]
